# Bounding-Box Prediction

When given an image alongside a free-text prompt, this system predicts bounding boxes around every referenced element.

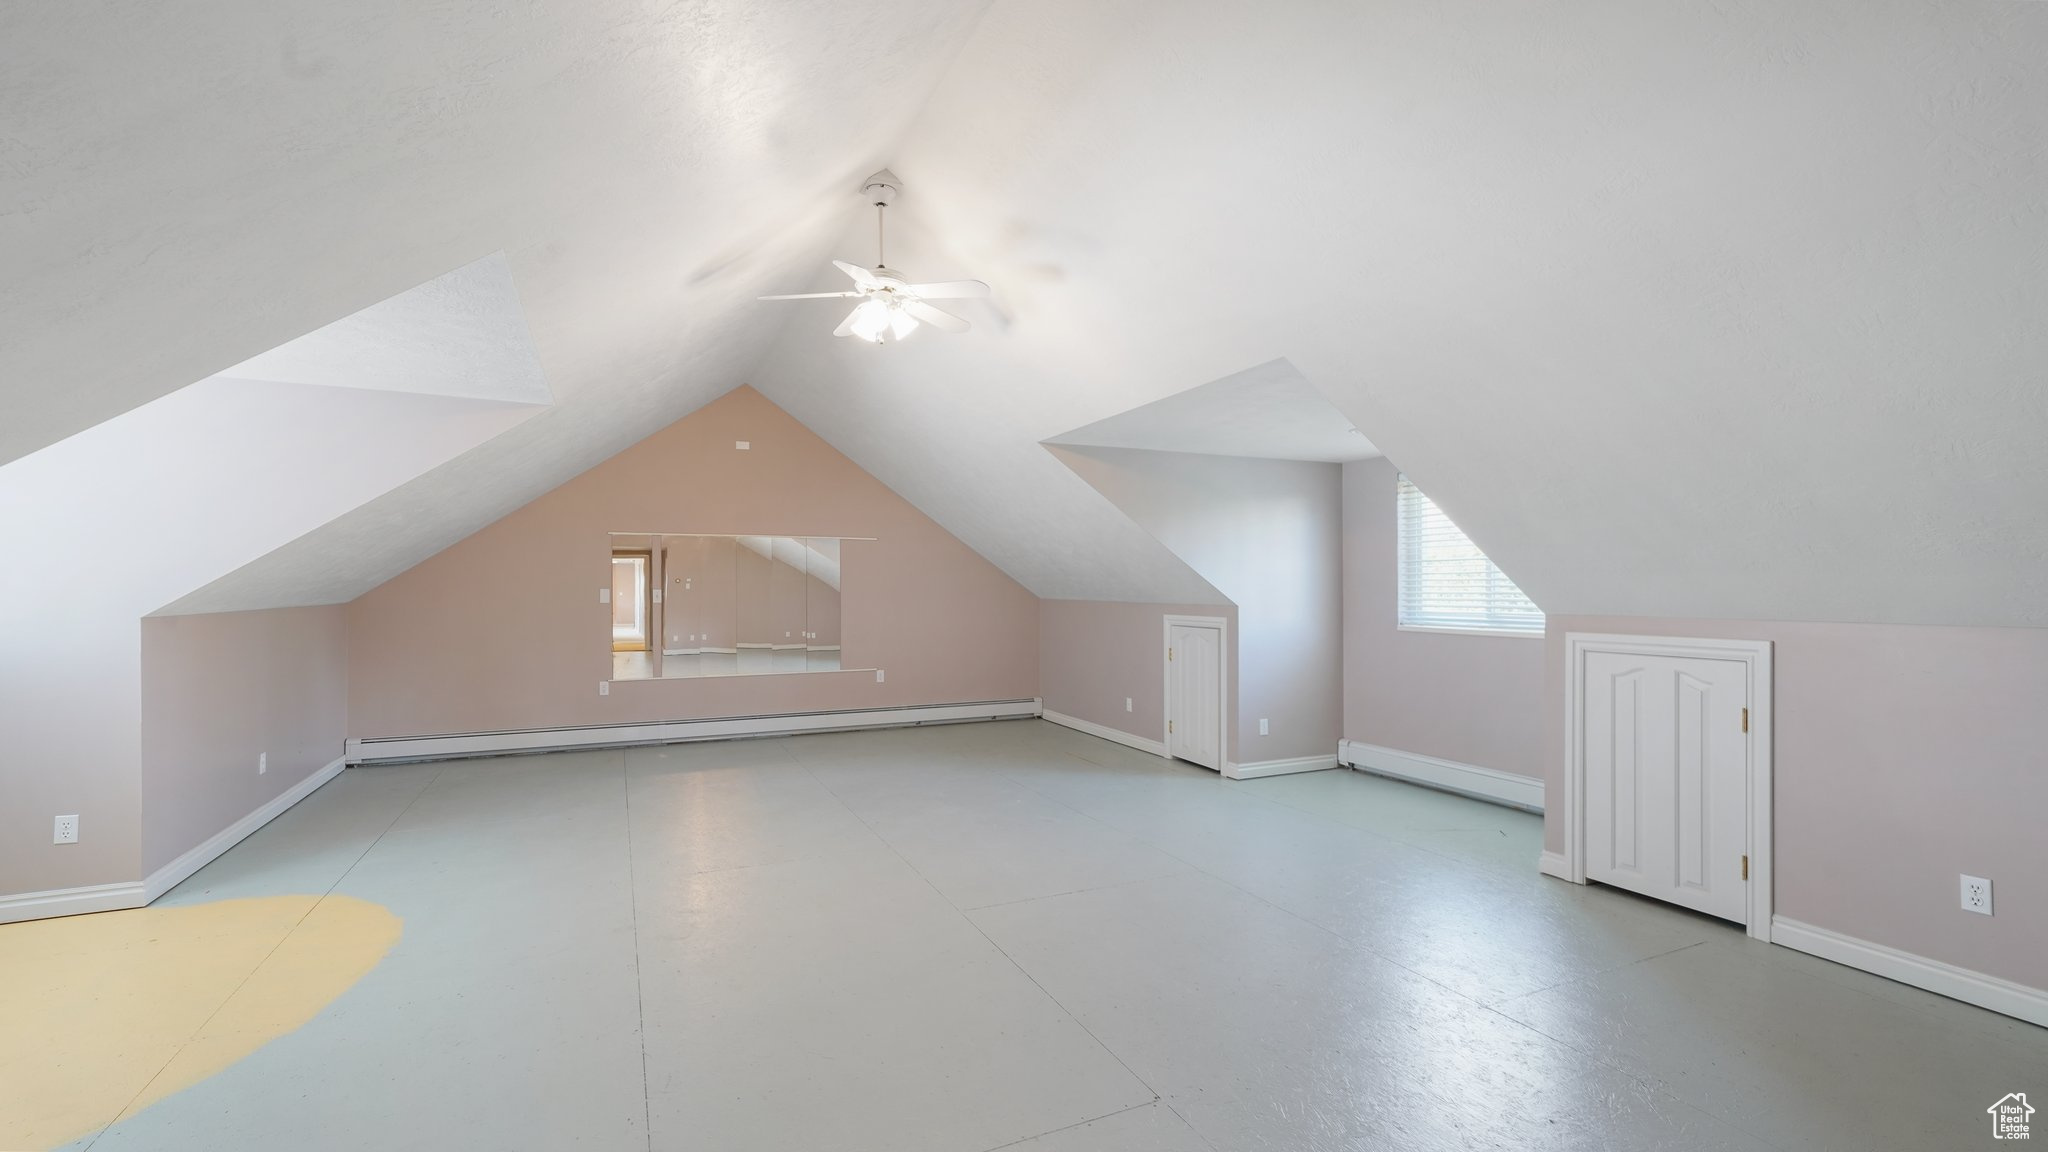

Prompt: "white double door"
[1582,650,1751,923]
[1166,621,1222,771]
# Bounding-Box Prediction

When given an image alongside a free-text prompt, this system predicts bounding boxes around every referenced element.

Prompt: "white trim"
[1224,754,1339,780]
[1338,739,1544,811]
[1396,624,1544,640]
[347,699,1042,764]
[0,754,347,925]
[1772,915,2048,1029]
[1041,710,1168,757]
[1564,632,1774,943]
[142,755,347,902]
[1538,850,1574,882]
[1162,614,1229,773]
[0,880,147,925]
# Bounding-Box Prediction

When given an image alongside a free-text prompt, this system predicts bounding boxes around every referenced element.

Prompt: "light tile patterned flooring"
[64,719,2048,1150]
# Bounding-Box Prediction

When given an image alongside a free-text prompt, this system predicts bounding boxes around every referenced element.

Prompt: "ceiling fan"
[758,169,989,343]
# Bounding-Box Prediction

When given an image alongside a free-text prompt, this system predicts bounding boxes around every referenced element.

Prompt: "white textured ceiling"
[753,0,2048,626]
[1047,358,1379,463]
[10,1,2048,626]
[1,0,990,611]
[216,253,552,405]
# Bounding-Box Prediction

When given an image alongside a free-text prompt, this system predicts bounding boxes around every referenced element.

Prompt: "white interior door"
[1582,650,1750,923]
[1167,622,1222,771]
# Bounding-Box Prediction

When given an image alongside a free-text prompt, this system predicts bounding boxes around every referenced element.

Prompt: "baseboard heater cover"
[1338,739,1544,812]
[347,698,1043,764]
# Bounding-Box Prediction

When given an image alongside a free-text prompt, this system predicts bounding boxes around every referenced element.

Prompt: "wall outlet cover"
[258,752,267,774]
[599,681,610,696]
[599,587,611,604]
[1961,874,1993,915]
[1259,718,1269,736]
[1125,697,1133,712]
[54,815,79,844]
[875,669,885,683]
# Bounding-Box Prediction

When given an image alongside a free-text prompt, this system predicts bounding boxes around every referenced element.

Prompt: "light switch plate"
[875,669,885,683]
[599,681,610,697]
[598,587,611,604]
[258,751,267,775]
[1125,697,1133,712]
[735,440,751,450]
[1259,718,1269,736]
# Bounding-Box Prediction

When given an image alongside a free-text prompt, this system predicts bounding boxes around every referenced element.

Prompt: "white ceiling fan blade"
[905,300,971,333]
[832,306,862,338]
[758,291,861,300]
[833,260,881,289]
[902,279,990,299]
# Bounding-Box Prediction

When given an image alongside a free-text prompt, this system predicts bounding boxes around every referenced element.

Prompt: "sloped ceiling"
[9,1,2048,627]
[1048,359,1379,463]
[1,0,991,610]
[215,253,552,406]
[752,0,2048,627]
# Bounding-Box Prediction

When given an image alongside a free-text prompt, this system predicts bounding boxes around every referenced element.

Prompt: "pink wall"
[1545,615,2048,991]
[140,605,349,874]
[1040,600,1237,753]
[346,386,1040,738]
[1342,458,1547,779]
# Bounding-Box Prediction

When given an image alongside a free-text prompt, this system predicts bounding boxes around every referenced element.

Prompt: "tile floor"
[64,719,2047,1151]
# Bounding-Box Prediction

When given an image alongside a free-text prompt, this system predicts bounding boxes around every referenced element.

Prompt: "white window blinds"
[1396,474,1543,635]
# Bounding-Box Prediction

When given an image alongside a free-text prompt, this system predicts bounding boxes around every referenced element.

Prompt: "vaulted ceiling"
[8,1,2048,626]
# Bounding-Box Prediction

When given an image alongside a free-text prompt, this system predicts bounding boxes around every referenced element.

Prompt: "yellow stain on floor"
[0,894,400,1151]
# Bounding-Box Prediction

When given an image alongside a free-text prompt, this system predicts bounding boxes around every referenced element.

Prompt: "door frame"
[1162,614,1229,772]
[610,549,653,653]
[1562,632,1774,942]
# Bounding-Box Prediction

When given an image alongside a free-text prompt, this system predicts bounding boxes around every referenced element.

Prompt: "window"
[1397,474,1543,636]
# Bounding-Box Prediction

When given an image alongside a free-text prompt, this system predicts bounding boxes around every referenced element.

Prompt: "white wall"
[0,377,535,898]
[1341,458,1546,779]
[1047,445,1341,764]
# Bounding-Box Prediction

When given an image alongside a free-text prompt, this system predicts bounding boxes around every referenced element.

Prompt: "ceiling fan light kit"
[758,169,990,344]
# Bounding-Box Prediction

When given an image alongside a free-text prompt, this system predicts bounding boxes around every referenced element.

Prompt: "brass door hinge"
[1741,854,1749,880]
[1168,720,1174,734]
[1741,707,1749,733]
[1168,647,1174,661]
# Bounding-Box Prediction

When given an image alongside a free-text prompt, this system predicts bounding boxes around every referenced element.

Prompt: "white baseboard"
[349,699,1043,764]
[0,754,347,925]
[1338,739,1544,812]
[1041,709,1168,758]
[0,880,148,925]
[1225,754,1340,780]
[1771,915,2048,1029]
[1538,849,1577,882]
[143,755,347,902]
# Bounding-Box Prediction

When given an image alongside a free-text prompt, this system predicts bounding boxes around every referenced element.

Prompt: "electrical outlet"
[1259,718,1269,736]
[53,815,78,844]
[599,681,610,696]
[734,440,751,450]
[258,751,267,775]
[875,669,885,683]
[1125,697,1133,712]
[1961,874,1993,915]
